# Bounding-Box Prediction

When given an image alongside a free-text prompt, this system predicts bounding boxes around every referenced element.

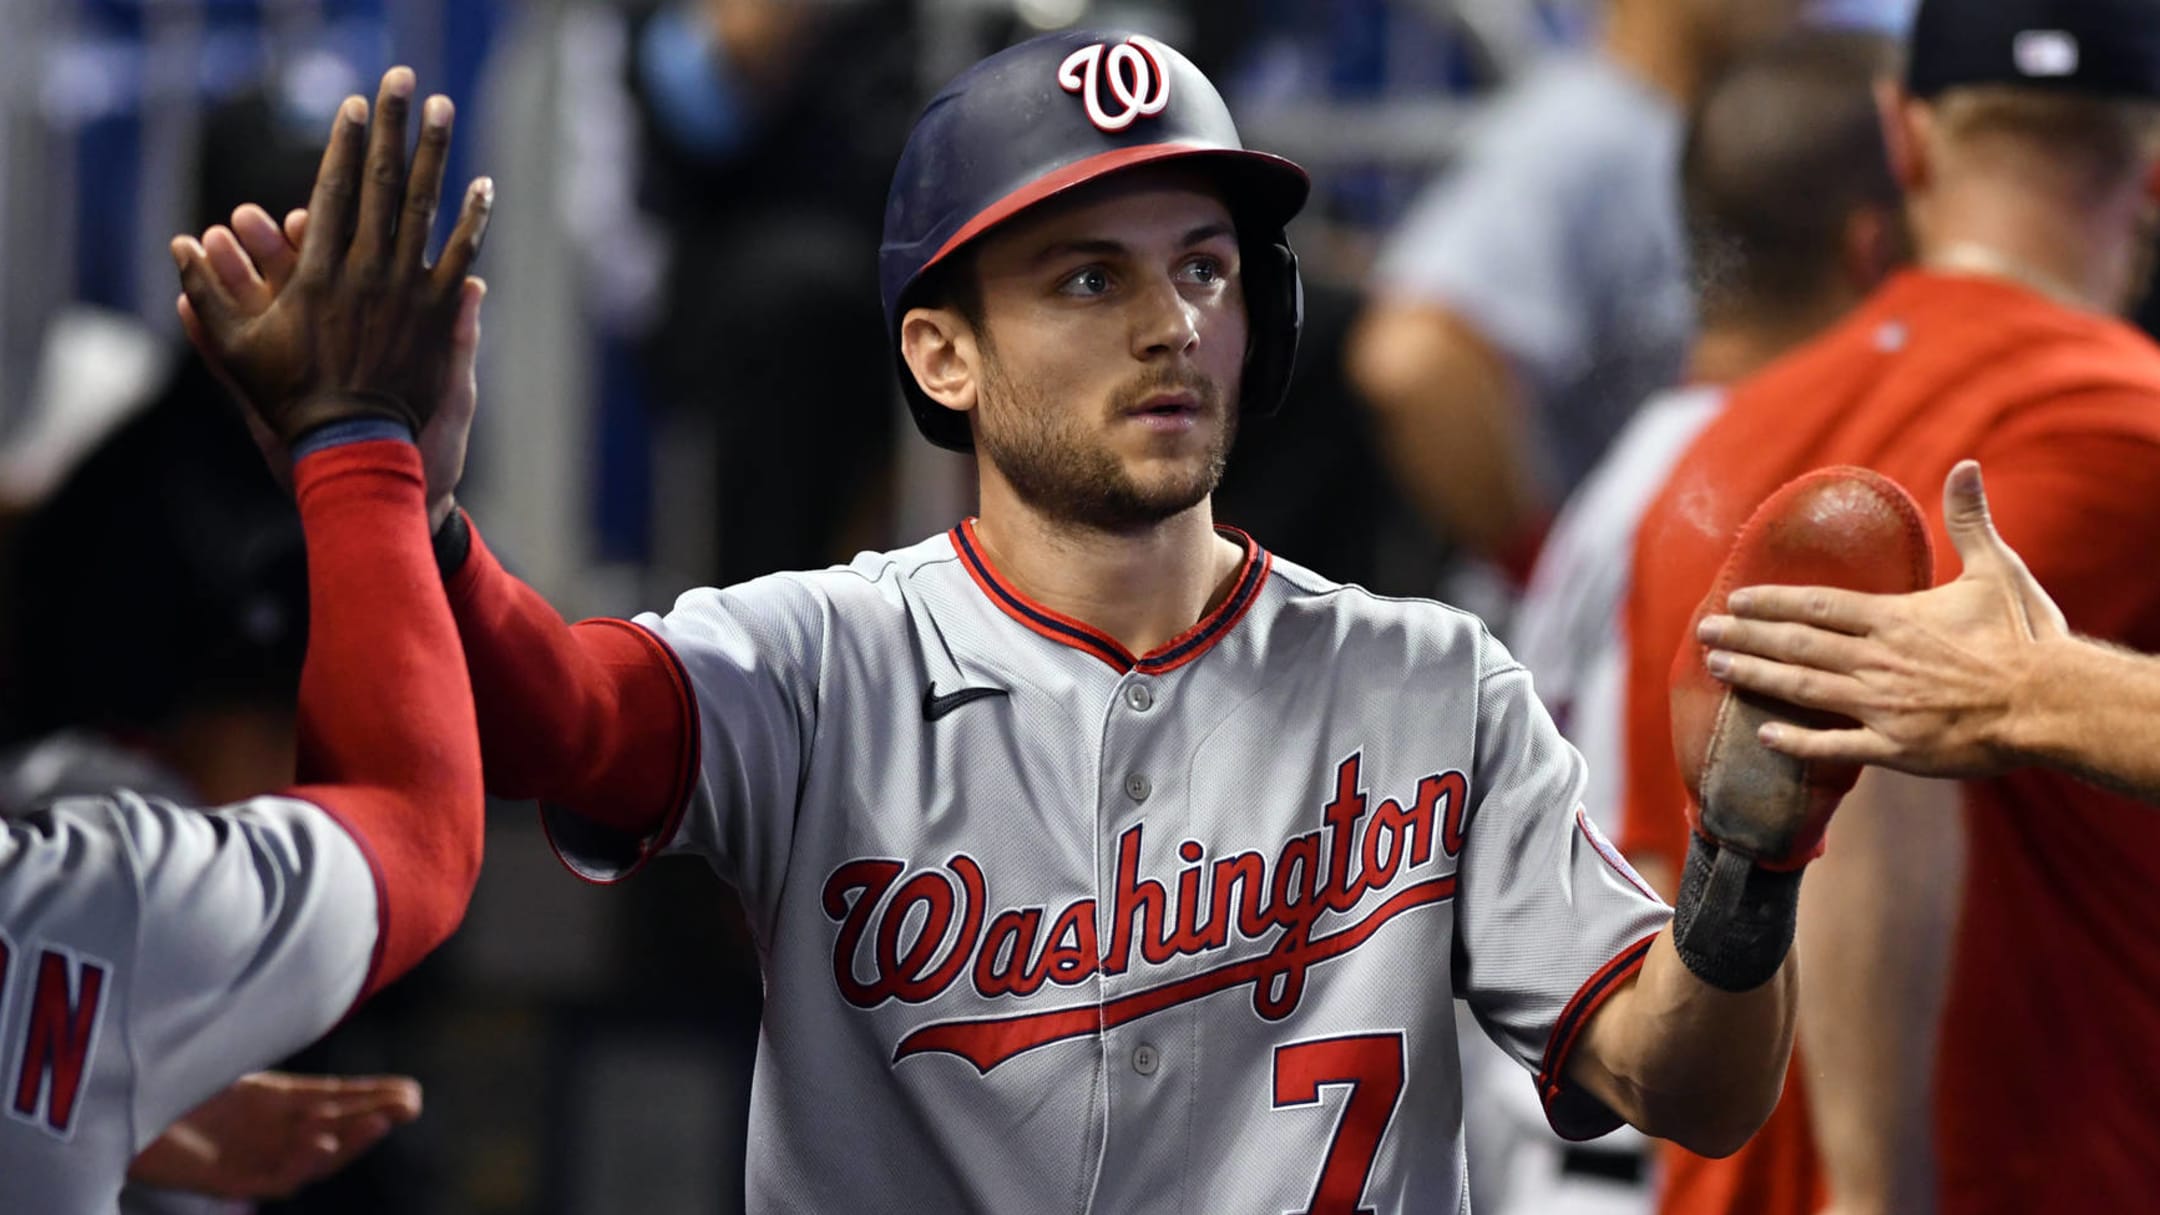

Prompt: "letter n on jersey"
[821,752,1472,1074]
[0,938,111,1140]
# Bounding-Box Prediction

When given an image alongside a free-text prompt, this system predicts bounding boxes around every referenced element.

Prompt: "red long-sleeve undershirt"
[438,515,695,841]
[287,440,485,1003]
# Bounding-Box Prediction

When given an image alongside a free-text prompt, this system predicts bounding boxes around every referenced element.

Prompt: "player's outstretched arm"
[176,65,490,998]
[1699,460,2160,802]
[180,109,691,843]
[1564,468,1941,1155]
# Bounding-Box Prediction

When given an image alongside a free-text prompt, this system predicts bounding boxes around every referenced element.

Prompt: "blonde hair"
[1933,86,2160,197]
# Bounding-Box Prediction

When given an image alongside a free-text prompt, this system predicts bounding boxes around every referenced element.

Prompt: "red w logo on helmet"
[1058,37,1172,133]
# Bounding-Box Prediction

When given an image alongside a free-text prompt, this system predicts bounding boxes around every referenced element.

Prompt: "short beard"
[972,337,1235,534]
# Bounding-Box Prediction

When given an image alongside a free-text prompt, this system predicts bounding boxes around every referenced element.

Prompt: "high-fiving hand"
[173,67,491,446]
[1695,460,2066,778]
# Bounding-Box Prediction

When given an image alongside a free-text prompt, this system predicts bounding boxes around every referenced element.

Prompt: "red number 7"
[1272,1033,1407,1215]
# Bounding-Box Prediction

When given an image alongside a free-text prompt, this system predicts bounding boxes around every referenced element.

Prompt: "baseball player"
[1701,458,2160,801]
[0,70,490,1212]
[202,43,1837,1215]
[1620,0,2160,1210]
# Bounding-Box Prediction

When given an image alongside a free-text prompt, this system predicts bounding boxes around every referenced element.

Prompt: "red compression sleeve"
[286,440,484,1004]
[441,515,695,839]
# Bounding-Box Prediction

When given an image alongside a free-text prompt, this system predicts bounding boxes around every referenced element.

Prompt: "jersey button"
[1132,1043,1160,1076]
[1124,683,1154,712]
[1124,773,1151,803]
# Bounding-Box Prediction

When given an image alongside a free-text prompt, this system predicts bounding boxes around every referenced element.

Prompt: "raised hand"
[1696,461,2065,778]
[173,67,492,446]
[127,1072,422,1200]
[183,202,484,528]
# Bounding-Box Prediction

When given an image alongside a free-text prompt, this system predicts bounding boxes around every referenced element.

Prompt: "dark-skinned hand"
[172,66,492,445]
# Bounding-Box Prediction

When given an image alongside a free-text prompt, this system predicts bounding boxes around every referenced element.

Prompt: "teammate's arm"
[185,132,694,846]
[1346,301,1548,563]
[1702,460,2160,800]
[110,67,491,1135]
[1794,768,1960,1215]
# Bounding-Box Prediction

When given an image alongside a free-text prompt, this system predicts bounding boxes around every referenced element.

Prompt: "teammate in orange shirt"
[1621,1,2160,1212]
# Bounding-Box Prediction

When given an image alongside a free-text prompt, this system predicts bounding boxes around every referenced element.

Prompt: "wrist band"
[292,416,416,459]
[1672,832,1802,993]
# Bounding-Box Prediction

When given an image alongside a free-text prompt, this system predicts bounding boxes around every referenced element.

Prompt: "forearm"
[441,513,694,835]
[1350,302,1547,562]
[287,439,482,997]
[1572,928,1796,1157]
[2009,636,2160,804]
[1798,768,1962,1215]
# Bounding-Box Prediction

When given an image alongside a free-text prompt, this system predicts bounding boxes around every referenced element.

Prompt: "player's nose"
[1129,272,1202,361]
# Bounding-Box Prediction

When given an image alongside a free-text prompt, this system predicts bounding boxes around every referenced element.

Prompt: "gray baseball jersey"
[0,791,378,1213]
[546,524,1671,1214]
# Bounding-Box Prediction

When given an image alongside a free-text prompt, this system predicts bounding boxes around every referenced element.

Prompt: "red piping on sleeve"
[1534,930,1660,1140]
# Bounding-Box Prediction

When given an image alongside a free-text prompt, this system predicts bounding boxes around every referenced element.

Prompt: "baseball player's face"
[962,169,1247,532]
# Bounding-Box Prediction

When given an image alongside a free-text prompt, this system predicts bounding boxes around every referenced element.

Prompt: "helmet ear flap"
[1239,235,1303,417]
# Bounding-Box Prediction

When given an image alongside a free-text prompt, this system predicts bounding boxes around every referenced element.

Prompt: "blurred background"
[0,5,1563,1212]
[0,1,2117,1213]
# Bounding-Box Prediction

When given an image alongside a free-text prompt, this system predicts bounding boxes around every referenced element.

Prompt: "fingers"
[260,1073,422,1115]
[299,95,370,275]
[432,176,495,288]
[396,95,455,274]
[1754,720,1900,766]
[232,204,299,290]
[1696,614,1871,674]
[1939,458,2070,639]
[351,67,418,267]
[301,1109,399,1182]
[1722,583,1882,633]
[171,236,241,334]
[455,275,487,348]
[202,225,269,311]
[176,293,208,354]
[284,207,309,248]
[1941,459,2008,574]
[1701,648,1869,716]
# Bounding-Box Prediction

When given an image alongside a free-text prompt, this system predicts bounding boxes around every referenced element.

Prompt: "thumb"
[1942,459,2009,575]
[455,275,486,349]
[1945,459,2068,638]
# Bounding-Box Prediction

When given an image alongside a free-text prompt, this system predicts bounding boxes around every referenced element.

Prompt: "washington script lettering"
[818,752,1471,1073]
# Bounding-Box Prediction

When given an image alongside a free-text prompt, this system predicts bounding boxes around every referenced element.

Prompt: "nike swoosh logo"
[923,684,1009,721]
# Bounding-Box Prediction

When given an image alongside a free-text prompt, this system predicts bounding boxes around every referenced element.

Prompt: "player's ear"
[900,306,979,417]
[1839,203,1906,297]
[1876,79,1929,194]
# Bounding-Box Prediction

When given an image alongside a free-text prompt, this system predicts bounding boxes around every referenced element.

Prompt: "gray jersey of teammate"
[0,792,378,1213]
[1372,52,1691,494]
[545,525,1672,1214]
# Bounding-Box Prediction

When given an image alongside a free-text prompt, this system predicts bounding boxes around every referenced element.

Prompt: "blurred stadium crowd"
[1,0,2155,1212]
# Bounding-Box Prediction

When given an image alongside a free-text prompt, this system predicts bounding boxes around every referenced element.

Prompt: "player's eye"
[1178,255,1227,286]
[1058,266,1113,297]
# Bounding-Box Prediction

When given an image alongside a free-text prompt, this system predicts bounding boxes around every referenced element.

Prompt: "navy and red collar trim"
[951,519,1272,675]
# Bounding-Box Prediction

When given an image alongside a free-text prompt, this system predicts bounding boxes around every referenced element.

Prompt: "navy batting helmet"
[880,30,1311,452]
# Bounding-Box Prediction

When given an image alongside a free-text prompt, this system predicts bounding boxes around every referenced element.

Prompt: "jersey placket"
[1088,664,1199,1215]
